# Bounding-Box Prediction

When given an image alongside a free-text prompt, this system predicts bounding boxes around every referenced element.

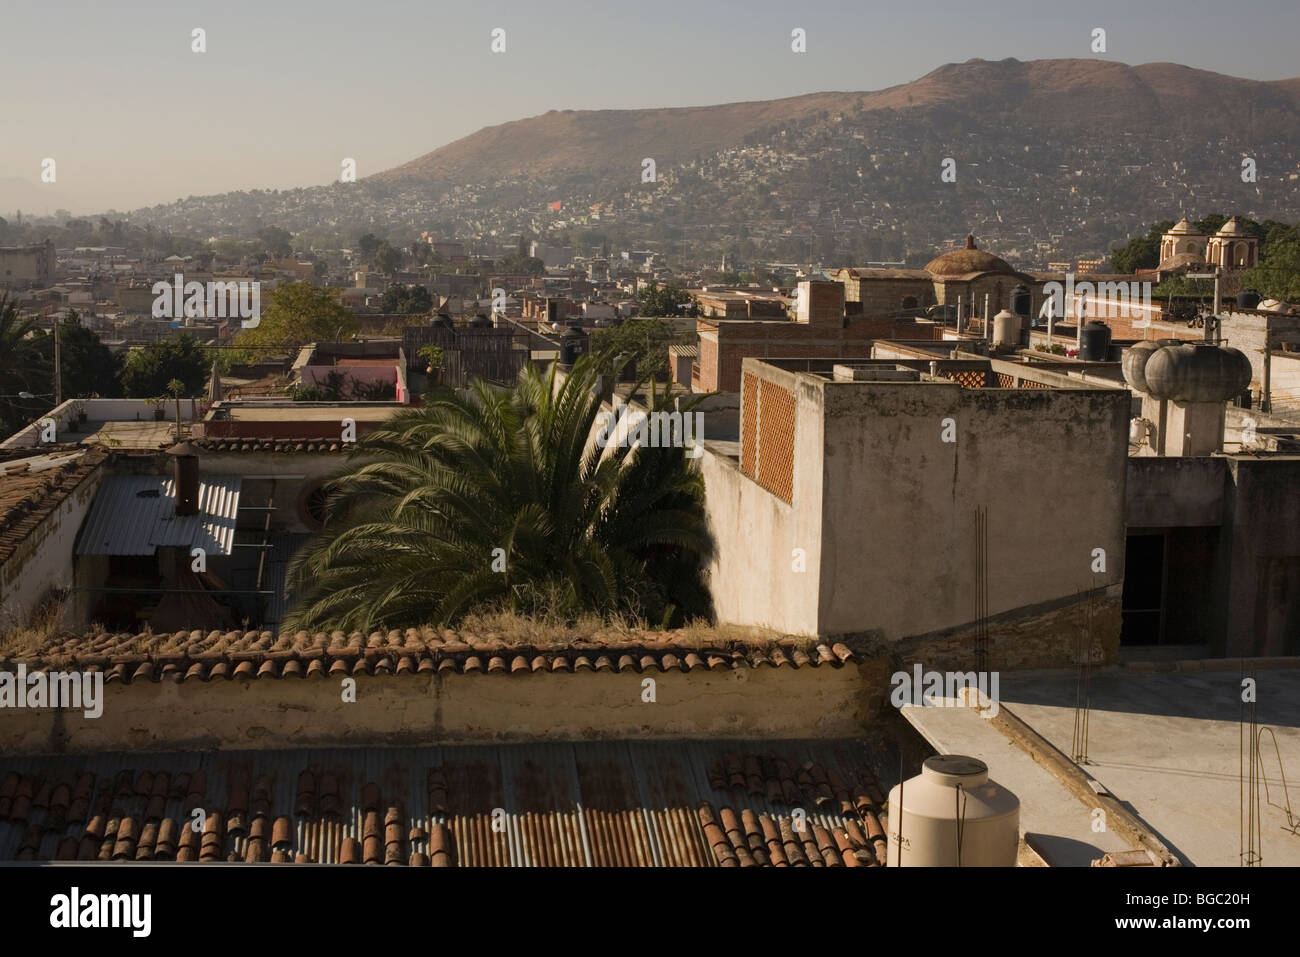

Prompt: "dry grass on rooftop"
[456,608,792,649]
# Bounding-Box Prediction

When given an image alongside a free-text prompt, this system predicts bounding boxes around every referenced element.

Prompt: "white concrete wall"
[702,366,825,636]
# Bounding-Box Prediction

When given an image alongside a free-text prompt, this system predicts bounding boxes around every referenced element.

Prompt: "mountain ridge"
[370,57,1300,187]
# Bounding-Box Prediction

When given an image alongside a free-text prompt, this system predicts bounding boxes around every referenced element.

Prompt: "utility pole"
[54,315,62,405]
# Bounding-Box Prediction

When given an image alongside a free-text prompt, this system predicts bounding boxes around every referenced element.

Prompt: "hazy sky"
[3,0,1298,215]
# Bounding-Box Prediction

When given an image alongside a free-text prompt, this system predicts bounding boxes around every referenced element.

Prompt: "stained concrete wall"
[0,664,870,754]
[817,379,1130,637]
[704,360,1131,658]
[1223,457,1300,657]
[1125,457,1226,528]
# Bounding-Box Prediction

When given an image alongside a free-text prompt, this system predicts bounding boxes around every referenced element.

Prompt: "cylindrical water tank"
[558,324,589,369]
[1079,320,1112,361]
[886,755,1019,867]
[1144,342,1253,402]
[1122,340,1162,393]
[1237,289,1261,310]
[1122,339,1184,394]
[1011,287,1032,317]
[992,309,1020,347]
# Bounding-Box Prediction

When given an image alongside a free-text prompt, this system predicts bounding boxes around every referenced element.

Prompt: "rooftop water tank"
[558,324,589,369]
[1122,340,1162,393]
[1144,342,1253,402]
[887,755,1020,867]
[1237,289,1261,310]
[1079,320,1112,361]
[992,309,1020,348]
[1122,338,1185,394]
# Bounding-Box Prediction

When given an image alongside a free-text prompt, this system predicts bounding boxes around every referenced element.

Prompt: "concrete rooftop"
[1001,664,1300,866]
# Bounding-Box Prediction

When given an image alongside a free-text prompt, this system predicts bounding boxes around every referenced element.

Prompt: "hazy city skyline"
[3,0,1299,215]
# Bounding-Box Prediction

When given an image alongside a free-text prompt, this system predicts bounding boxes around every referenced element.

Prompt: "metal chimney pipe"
[167,441,200,517]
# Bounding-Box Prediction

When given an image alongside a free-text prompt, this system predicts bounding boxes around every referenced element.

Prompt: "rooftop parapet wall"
[0,630,870,754]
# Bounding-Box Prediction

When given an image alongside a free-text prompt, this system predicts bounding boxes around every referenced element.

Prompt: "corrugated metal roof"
[0,739,887,866]
[75,474,242,556]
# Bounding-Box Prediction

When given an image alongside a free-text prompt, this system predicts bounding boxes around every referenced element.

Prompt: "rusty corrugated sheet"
[0,740,888,867]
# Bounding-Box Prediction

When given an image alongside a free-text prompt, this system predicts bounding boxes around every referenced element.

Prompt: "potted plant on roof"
[166,378,186,441]
[419,344,444,385]
[147,395,166,420]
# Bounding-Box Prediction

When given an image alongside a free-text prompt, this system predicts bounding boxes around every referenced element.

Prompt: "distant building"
[1157,216,1259,278]
[0,240,55,290]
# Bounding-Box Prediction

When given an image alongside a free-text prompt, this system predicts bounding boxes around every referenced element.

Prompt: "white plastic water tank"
[886,755,1020,866]
[992,309,1021,348]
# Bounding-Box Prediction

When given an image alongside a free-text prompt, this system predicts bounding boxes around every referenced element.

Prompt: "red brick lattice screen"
[741,372,758,478]
[943,369,991,389]
[755,380,796,504]
[1019,378,1051,389]
[996,372,1016,389]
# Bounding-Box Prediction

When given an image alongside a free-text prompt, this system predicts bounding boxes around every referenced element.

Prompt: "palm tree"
[0,293,52,436]
[283,356,714,632]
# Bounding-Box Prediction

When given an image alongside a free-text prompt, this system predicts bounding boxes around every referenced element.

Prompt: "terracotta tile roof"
[191,438,348,453]
[0,741,888,866]
[3,628,858,683]
[0,447,107,569]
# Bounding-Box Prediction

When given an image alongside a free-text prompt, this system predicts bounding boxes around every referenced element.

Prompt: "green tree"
[1241,236,1300,302]
[589,317,683,381]
[33,311,124,398]
[234,282,358,352]
[639,283,697,317]
[380,284,433,314]
[1110,220,1175,273]
[0,294,51,436]
[283,356,713,631]
[121,334,209,398]
[357,233,381,259]
[1193,214,1228,237]
[257,226,293,259]
[374,242,403,275]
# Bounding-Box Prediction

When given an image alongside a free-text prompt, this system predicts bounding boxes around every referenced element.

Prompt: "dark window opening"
[1121,533,1165,644]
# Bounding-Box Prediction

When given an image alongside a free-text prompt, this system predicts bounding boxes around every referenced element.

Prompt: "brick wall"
[702,318,941,392]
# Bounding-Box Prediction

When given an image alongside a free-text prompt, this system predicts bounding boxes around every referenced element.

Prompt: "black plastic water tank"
[1011,287,1032,317]
[1079,320,1112,361]
[1237,289,1262,310]
[559,324,589,369]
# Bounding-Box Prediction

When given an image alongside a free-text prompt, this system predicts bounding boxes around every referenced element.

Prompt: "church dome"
[925,235,1017,277]
[1166,218,1196,235]
[1215,216,1250,238]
